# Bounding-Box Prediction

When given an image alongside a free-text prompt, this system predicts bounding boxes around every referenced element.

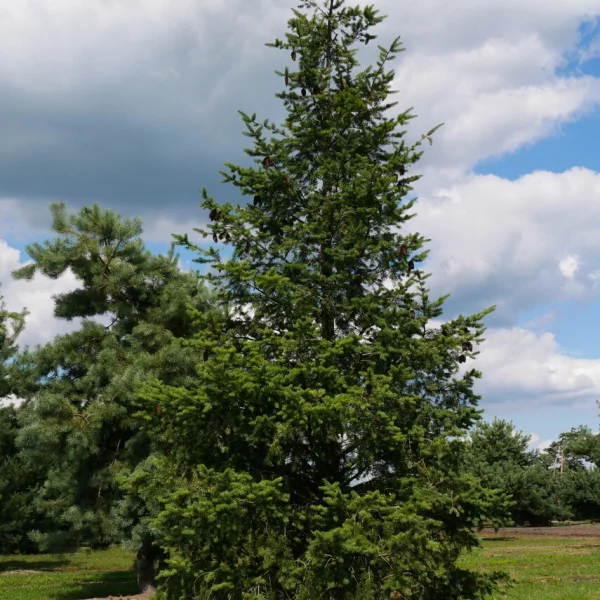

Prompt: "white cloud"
[475,326,600,407]
[393,44,600,175]
[408,168,600,324]
[528,433,554,451]
[559,255,580,279]
[1,0,600,427]
[0,240,84,351]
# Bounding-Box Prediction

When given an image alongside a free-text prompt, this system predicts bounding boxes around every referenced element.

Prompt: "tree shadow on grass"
[0,558,71,572]
[54,569,139,600]
[480,536,518,542]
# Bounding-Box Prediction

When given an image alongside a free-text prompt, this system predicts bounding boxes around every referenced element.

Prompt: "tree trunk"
[136,536,158,594]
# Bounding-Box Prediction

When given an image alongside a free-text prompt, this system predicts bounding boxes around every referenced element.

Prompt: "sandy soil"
[479,523,600,538]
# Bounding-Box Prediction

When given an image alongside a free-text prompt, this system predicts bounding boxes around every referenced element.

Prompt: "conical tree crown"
[140,1,505,598]
[168,0,491,481]
[182,0,441,343]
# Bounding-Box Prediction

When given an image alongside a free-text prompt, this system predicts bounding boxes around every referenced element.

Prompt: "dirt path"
[480,523,600,538]
[79,594,153,600]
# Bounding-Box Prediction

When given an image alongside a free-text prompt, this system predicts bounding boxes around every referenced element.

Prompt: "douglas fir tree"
[136,1,508,598]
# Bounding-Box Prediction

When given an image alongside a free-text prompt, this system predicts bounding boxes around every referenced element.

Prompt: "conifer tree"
[7,203,224,585]
[0,294,44,553]
[136,1,508,598]
[0,293,27,397]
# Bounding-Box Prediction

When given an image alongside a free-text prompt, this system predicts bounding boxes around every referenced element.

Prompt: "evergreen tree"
[466,419,537,469]
[0,295,45,553]
[536,427,600,523]
[543,427,593,472]
[0,292,27,398]
[135,1,508,598]
[7,203,224,586]
[463,419,571,526]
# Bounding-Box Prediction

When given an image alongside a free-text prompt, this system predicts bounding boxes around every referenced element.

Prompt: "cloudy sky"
[1,0,600,450]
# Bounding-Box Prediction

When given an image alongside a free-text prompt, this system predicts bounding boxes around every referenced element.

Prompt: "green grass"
[459,535,600,599]
[3,535,600,599]
[0,547,141,600]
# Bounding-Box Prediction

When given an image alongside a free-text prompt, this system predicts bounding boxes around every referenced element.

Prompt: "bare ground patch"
[480,523,600,538]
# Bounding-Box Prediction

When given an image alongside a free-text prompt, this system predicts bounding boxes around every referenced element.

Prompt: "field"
[0,546,149,600]
[2,524,600,600]
[459,523,600,600]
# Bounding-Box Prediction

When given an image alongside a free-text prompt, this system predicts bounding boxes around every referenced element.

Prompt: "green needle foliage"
[6,203,223,569]
[0,294,27,399]
[136,1,508,598]
[0,295,45,554]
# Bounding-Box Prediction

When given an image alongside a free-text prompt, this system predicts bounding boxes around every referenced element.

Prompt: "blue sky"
[476,27,600,362]
[1,0,600,451]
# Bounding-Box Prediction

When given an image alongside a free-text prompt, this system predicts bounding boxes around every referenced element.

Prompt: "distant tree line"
[461,418,600,527]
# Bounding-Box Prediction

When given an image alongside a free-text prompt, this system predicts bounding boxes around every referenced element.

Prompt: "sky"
[1,0,600,452]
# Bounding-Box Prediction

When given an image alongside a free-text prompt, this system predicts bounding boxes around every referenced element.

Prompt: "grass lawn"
[459,533,600,599]
[0,546,142,600]
[2,529,600,599]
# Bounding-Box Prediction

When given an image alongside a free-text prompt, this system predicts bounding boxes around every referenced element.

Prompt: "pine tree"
[7,203,224,585]
[0,294,44,553]
[136,1,508,597]
[466,419,537,470]
[0,292,27,399]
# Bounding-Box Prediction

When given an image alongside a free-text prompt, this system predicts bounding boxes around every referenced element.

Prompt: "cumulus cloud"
[0,0,597,224]
[393,44,600,178]
[528,433,554,451]
[1,0,600,429]
[407,167,600,325]
[0,239,96,351]
[474,325,600,408]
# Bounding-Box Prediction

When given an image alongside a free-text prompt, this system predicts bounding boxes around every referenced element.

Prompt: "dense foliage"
[0,296,47,554]
[4,203,223,587]
[462,419,600,527]
[131,1,511,598]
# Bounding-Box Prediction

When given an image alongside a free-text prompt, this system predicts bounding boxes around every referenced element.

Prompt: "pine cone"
[156,404,162,416]
[262,157,271,168]
[462,342,473,352]
[399,164,406,176]
[291,50,297,61]
[407,260,415,272]
[209,208,217,221]
[397,244,408,256]
[212,233,218,243]
[253,195,260,206]
[458,355,466,364]
[301,88,306,97]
